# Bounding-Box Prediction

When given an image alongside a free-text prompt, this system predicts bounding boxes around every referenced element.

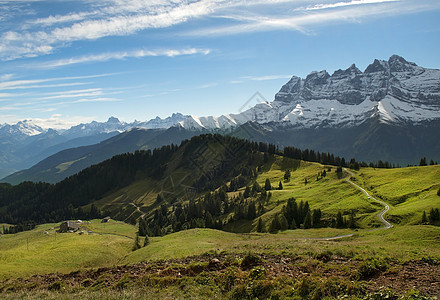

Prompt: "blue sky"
[0,0,439,129]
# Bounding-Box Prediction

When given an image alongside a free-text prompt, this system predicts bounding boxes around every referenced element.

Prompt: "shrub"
[357,258,388,280]
[240,253,263,269]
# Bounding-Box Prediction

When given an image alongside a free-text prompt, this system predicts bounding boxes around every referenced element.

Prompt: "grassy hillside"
[0,220,135,279]
[356,165,440,225]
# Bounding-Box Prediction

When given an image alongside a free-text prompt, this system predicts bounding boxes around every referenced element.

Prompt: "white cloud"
[0,0,439,60]
[241,75,292,81]
[30,114,96,130]
[39,48,211,68]
[0,73,117,90]
[72,97,120,103]
[303,0,399,11]
[41,90,103,100]
[185,0,440,36]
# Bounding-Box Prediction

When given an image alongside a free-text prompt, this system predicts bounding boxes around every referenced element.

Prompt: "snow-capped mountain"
[0,120,45,137]
[179,55,440,130]
[134,113,188,130]
[0,114,189,179]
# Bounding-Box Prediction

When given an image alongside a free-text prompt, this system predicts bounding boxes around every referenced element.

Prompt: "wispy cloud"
[0,73,118,90]
[241,75,292,81]
[73,97,120,103]
[0,0,438,60]
[39,48,211,68]
[302,0,399,11]
[29,114,97,130]
[186,0,440,36]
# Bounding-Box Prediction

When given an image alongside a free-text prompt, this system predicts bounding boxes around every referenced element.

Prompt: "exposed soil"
[1,253,439,297]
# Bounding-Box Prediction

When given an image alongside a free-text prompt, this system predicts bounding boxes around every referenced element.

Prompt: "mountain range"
[1,55,439,184]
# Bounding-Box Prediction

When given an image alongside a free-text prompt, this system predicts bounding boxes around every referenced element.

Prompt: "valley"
[0,144,439,298]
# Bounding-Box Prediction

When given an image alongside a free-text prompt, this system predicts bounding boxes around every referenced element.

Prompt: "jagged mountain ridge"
[1,55,439,183]
[179,55,440,130]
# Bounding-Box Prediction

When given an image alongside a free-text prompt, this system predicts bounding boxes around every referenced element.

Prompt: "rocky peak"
[107,116,121,124]
[364,59,388,73]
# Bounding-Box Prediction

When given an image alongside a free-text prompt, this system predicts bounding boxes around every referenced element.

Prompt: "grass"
[0,220,135,279]
[123,225,440,265]
[1,160,439,291]
[356,165,440,225]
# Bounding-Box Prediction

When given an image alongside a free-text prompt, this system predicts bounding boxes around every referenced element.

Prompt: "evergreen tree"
[247,201,257,220]
[303,211,312,229]
[421,211,428,224]
[205,211,214,228]
[348,210,357,229]
[251,181,261,195]
[138,218,148,236]
[243,186,251,199]
[284,169,291,182]
[265,178,272,191]
[132,233,141,251]
[278,181,283,190]
[279,214,289,231]
[143,235,150,247]
[269,214,281,233]
[312,209,322,228]
[89,204,100,219]
[304,178,308,185]
[256,218,265,233]
[419,157,427,166]
[336,211,344,228]
[290,217,297,229]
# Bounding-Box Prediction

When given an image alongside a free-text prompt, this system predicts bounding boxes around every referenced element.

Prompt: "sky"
[0,0,439,129]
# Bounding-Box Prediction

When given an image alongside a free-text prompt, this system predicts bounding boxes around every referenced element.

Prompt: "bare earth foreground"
[0,251,439,299]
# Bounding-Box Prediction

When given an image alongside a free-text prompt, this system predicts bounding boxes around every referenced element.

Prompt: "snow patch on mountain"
[178,55,440,130]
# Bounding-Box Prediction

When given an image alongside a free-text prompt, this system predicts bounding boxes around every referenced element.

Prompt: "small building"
[59,221,80,233]
[101,216,111,223]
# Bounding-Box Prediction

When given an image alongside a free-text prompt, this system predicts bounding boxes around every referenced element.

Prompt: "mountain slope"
[0,114,189,179]
[2,126,200,184]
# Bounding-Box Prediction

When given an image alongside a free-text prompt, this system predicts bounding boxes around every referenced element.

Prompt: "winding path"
[312,168,393,241]
[344,168,393,229]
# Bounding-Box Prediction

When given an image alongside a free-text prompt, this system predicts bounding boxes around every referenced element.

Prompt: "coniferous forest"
[0,133,404,234]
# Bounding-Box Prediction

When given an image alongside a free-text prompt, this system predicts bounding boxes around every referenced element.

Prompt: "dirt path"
[344,168,393,229]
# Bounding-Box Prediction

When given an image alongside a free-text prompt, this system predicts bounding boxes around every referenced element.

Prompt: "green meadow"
[0,160,439,300]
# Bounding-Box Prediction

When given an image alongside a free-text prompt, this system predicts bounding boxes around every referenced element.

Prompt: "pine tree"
[138,218,148,236]
[278,181,283,190]
[419,157,427,166]
[269,215,281,233]
[284,169,291,182]
[256,218,265,233]
[290,217,297,229]
[279,214,289,231]
[348,210,357,229]
[265,178,272,191]
[132,233,141,251]
[421,211,428,224]
[247,201,257,220]
[243,186,251,198]
[143,235,150,247]
[303,211,312,229]
[336,211,344,228]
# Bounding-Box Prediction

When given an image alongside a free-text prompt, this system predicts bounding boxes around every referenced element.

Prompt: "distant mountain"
[2,126,200,184]
[0,114,189,179]
[2,55,439,183]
